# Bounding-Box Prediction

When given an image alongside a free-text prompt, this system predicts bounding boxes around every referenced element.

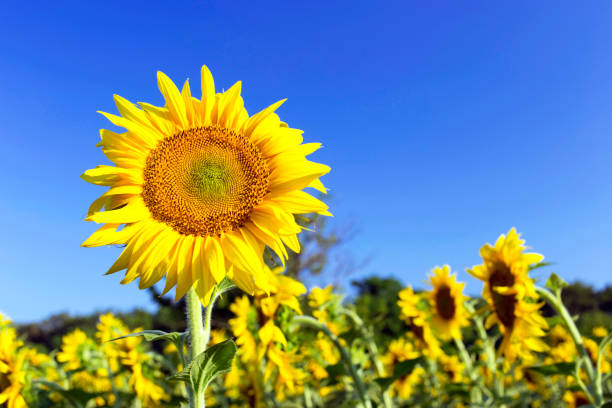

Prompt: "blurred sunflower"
[0,321,27,408]
[467,228,548,361]
[82,65,330,305]
[563,390,591,408]
[426,265,469,340]
[56,329,93,371]
[381,337,424,399]
[397,286,441,357]
[229,295,258,363]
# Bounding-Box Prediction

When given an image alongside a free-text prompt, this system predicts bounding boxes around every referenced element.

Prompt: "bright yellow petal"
[157,71,188,129]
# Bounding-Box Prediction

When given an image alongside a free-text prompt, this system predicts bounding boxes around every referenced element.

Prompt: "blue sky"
[1,1,611,322]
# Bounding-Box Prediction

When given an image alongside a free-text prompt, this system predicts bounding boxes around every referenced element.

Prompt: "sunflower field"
[2,67,611,408]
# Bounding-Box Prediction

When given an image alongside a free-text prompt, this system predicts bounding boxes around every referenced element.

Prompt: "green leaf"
[545,273,568,293]
[528,261,554,271]
[170,339,237,395]
[527,362,575,376]
[374,357,422,392]
[325,362,346,382]
[216,277,237,295]
[108,330,184,343]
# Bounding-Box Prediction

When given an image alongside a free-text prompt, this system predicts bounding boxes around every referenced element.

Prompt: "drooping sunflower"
[82,66,330,305]
[467,228,548,361]
[426,265,469,340]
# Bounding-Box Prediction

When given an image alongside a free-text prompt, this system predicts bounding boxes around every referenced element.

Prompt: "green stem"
[304,386,314,408]
[340,308,393,408]
[465,303,502,401]
[535,286,603,406]
[454,337,483,404]
[202,287,219,348]
[293,315,372,408]
[186,288,206,408]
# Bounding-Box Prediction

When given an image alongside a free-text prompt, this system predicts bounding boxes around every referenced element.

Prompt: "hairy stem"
[186,288,206,408]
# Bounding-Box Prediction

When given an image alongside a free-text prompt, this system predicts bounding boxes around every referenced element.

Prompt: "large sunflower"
[426,265,469,341]
[82,66,330,305]
[467,228,548,361]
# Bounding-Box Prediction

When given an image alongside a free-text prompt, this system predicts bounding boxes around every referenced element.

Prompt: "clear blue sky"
[1,1,611,322]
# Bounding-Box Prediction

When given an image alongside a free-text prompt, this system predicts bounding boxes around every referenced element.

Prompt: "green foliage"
[170,339,237,395]
[351,277,409,346]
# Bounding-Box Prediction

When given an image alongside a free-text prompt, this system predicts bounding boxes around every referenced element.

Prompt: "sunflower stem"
[535,285,604,406]
[340,308,393,408]
[465,302,502,402]
[292,315,372,408]
[186,288,206,408]
[454,336,483,404]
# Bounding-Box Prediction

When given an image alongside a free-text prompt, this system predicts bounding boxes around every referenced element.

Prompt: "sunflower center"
[142,126,270,236]
[435,285,456,320]
[489,261,516,329]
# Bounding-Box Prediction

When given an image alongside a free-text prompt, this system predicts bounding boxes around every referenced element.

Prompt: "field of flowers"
[2,227,611,407]
[2,66,611,408]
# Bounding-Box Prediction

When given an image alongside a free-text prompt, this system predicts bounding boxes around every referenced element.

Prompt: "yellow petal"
[200,65,216,124]
[204,236,226,283]
[157,71,188,129]
[85,198,149,224]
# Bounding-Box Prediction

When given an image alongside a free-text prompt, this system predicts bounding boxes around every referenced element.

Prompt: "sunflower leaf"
[527,362,575,376]
[374,357,423,392]
[188,339,237,394]
[108,330,186,344]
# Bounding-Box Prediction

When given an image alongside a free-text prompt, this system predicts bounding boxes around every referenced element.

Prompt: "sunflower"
[56,329,93,371]
[229,295,258,363]
[0,323,27,408]
[381,337,424,399]
[426,265,469,340]
[467,228,548,361]
[256,266,306,317]
[397,286,442,358]
[82,65,330,305]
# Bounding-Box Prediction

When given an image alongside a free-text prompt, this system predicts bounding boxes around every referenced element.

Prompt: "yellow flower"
[548,324,576,363]
[397,286,442,358]
[583,336,611,374]
[426,265,470,340]
[264,346,305,401]
[82,65,330,306]
[563,390,591,408]
[56,329,93,371]
[129,363,167,407]
[308,286,333,308]
[256,267,306,317]
[437,353,465,384]
[209,328,227,347]
[0,325,27,408]
[96,312,128,343]
[229,295,257,363]
[381,337,424,400]
[71,370,114,407]
[467,228,548,361]
[593,326,608,338]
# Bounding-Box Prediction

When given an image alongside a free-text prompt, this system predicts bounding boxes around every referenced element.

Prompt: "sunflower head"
[82,66,330,306]
[468,228,548,361]
[426,265,470,340]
